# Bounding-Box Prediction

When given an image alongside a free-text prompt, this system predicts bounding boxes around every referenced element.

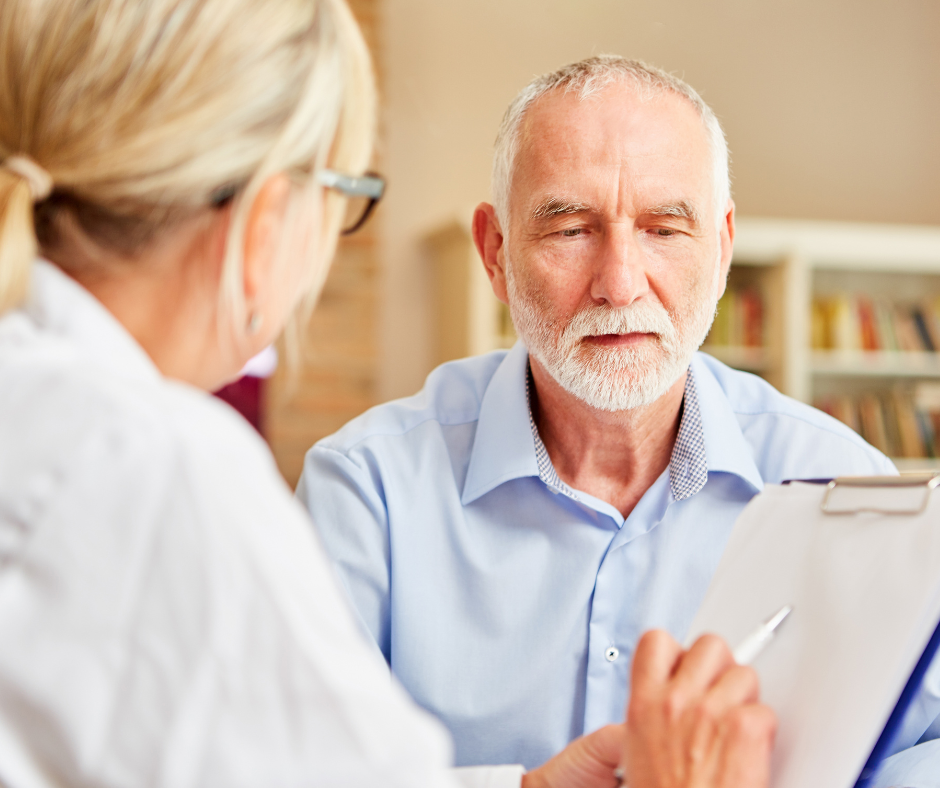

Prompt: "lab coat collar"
[26,259,162,384]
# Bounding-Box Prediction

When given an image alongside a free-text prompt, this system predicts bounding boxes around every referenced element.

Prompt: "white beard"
[506,260,719,412]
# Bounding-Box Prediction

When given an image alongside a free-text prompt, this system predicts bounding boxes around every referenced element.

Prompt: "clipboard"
[686,473,940,788]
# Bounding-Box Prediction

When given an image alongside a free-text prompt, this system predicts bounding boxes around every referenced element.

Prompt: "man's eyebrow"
[531,197,593,220]
[646,200,702,226]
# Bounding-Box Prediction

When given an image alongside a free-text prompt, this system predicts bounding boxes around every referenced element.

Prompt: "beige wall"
[379,0,940,400]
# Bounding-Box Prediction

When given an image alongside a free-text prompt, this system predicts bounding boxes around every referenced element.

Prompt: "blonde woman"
[0,0,774,786]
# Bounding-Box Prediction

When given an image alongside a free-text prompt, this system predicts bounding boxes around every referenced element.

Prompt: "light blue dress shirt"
[298,342,940,785]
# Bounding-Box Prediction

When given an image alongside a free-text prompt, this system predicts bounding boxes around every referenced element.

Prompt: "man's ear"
[242,173,293,305]
[472,202,509,305]
[716,198,736,298]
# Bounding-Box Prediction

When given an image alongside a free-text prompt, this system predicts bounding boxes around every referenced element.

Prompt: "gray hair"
[491,55,730,233]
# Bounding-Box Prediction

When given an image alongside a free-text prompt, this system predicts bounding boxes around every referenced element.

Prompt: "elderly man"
[297,57,940,781]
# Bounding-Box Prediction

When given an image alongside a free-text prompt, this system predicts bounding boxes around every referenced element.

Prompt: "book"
[704,286,764,349]
[816,384,940,459]
[812,294,940,354]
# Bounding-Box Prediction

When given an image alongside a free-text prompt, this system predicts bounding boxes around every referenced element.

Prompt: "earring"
[247,311,263,335]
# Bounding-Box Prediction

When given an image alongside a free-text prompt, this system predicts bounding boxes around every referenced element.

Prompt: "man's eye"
[656,228,676,237]
[560,228,582,237]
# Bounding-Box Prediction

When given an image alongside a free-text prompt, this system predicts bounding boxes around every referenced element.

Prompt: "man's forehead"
[513,82,712,197]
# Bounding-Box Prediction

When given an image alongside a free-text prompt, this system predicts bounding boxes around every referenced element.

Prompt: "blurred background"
[239,0,940,486]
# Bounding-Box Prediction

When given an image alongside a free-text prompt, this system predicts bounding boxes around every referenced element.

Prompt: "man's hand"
[623,630,777,788]
[522,723,624,788]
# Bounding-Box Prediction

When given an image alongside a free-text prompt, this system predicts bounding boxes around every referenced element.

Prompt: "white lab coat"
[0,260,519,787]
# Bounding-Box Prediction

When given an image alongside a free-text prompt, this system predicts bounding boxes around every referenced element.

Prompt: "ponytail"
[0,168,37,315]
[0,156,53,315]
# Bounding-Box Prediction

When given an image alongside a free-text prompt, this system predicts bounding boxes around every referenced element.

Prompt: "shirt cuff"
[872,738,940,788]
[450,764,526,788]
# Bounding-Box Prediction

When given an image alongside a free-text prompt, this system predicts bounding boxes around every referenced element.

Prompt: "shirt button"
[605,646,619,662]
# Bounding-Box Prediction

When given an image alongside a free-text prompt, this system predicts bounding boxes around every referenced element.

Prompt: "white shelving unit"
[424,216,940,468]
[809,351,940,379]
[724,218,940,470]
[704,345,772,373]
[728,218,940,402]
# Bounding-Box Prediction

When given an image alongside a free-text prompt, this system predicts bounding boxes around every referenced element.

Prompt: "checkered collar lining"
[525,366,708,503]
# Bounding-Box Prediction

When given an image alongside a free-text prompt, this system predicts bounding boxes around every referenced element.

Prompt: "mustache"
[561,302,677,348]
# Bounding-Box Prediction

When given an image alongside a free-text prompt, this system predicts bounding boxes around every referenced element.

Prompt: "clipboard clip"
[821,473,940,516]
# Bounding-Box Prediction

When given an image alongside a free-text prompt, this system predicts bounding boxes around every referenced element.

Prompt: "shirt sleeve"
[450,765,526,788]
[867,641,940,788]
[872,739,940,787]
[297,442,394,663]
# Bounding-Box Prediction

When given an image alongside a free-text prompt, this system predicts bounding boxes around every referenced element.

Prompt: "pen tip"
[768,605,793,630]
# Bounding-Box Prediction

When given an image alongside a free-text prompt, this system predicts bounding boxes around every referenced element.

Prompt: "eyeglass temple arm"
[316,169,385,199]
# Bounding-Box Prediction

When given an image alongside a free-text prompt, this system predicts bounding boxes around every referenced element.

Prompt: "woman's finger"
[670,633,737,699]
[702,664,762,716]
[631,629,684,693]
[715,704,778,788]
[681,666,760,781]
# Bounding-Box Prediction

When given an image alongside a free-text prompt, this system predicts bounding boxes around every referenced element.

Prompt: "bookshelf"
[424,217,940,469]
[717,218,940,470]
[809,352,940,379]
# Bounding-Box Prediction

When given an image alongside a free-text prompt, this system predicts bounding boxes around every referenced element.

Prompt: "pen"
[733,605,793,665]
[613,608,794,787]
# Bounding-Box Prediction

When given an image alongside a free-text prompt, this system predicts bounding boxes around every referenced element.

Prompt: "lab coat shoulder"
[0,352,457,787]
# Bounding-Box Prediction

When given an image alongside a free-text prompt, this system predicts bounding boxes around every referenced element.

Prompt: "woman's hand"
[622,630,777,788]
[522,723,625,788]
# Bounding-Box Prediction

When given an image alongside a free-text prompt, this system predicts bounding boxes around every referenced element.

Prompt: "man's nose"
[589,227,650,308]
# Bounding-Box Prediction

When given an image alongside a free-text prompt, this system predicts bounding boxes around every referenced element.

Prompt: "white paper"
[686,482,940,788]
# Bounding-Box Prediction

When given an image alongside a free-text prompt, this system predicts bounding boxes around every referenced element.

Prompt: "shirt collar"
[525,368,581,500]
[463,343,764,505]
[525,363,709,503]
[666,371,709,500]
[689,352,764,494]
[462,342,540,504]
[23,259,161,383]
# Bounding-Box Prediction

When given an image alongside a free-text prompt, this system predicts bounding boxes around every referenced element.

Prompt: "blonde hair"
[0,0,376,321]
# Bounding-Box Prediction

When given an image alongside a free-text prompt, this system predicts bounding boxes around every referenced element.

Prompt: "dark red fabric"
[213,376,265,437]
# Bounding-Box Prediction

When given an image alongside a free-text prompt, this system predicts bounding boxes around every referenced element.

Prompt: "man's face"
[502,82,732,411]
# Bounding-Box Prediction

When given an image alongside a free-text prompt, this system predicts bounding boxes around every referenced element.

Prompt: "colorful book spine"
[813,295,940,353]
[705,287,764,348]
[815,384,940,459]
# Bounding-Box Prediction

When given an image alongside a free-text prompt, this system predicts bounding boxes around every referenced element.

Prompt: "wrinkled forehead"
[511,83,715,215]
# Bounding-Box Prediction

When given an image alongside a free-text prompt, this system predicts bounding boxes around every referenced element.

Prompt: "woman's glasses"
[315,169,385,235]
[211,169,386,236]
